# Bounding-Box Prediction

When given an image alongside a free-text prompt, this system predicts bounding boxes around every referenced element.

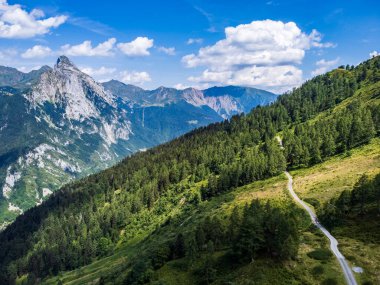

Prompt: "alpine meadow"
[0,1,379,285]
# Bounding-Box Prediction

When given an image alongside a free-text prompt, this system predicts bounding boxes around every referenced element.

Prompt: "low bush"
[307,249,332,261]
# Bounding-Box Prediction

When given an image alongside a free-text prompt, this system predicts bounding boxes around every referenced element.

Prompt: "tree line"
[319,173,380,229]
[124,200,299,285]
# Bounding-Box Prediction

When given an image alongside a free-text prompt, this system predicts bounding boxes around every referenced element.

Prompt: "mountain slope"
[102,80,277,119]
[0,56,135,226]
[0,56,276,227]
[0,66,51,89]
[0,56,378,284]
[37,139,378,285]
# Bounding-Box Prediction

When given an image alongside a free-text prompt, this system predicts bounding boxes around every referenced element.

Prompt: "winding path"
[284,171,358,285]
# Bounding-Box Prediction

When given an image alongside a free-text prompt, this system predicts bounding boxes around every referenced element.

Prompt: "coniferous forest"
[319,173,380,229]
[0,57,379,284]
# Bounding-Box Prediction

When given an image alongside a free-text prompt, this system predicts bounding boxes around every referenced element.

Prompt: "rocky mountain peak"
[56,55,76,69]
[25,56,115,120]
[54,55,82,76]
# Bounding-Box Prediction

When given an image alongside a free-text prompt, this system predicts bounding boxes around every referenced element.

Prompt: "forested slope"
[0,57,379,285]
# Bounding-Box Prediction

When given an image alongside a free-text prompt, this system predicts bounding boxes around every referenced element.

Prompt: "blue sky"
[0,0,379,93]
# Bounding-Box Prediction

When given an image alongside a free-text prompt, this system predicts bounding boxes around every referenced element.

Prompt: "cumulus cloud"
[189,65,302,93]
[80,66,116,77]
[17,65,42,73]
[0,0,67,38]
[187,38,203,45]
[311,58,340,76]
[308,30,336,48]
[117,37,153,56]
[79,66,151,85]
[21,45,52,58]
[157,46,175,55]
[61,38,116,57]
[182,20,335,93]
[119,70,151,85]
[370,50,379,58]
[173,83,191,90]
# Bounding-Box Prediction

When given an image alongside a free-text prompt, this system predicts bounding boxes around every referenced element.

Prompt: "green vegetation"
[0,56,379,284]
[291,137,380,204]
[121,200,299,285]
[40,173,342,285]
[318,172,380,284]
[291,139,380,284]
[0,66,276,227]
[307,249,333,261]
[319,173,380,229]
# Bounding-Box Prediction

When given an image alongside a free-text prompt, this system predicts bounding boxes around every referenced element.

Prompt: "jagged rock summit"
[26,55,114,121]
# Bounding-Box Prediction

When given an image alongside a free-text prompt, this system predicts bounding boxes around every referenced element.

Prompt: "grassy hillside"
[292,138,380,204]
[0,57,379,285]
[293,138,380,284]
[42,138,380,285]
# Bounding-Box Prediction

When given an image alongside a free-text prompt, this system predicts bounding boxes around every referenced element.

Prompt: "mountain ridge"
[102,80,276,118]
[0,65,51,89]
[0,56,277,226]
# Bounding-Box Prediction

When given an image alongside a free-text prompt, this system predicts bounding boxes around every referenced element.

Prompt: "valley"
[0,56,378,284]
[0,56,276,227]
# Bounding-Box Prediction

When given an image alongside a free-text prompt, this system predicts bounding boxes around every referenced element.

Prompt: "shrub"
[307,249,332,261]
[304,198,320,209]
[321,278,338,285]
[311,265,324,275]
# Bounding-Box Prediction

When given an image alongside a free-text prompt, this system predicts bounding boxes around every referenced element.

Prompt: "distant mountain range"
[102,80,275,119]
[0,56,277,226]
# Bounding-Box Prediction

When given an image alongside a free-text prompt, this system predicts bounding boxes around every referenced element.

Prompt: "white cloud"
[370,50,379,58]
[189,65,302,93]
[157,46,175,55]
[311,57,340,76]
[78,66,151,85]
[61,38,116,57]
[187,38,203,45]
[117,37,153,56]
[182,20,335,93]
[308,30,336,48]
[80,66,116,77]
[119,70,151,85]
[0,48,17,60]
[173,83,191,90]
[17,65,42,73]
[21,45,52,58]
[0,0,67,38]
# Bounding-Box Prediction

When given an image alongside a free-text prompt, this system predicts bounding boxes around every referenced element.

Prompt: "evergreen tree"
[233,202,264,261]
[228,206,242,242]
[172,233,186,259]
[186,234,198,265]
[195,225,206,251]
